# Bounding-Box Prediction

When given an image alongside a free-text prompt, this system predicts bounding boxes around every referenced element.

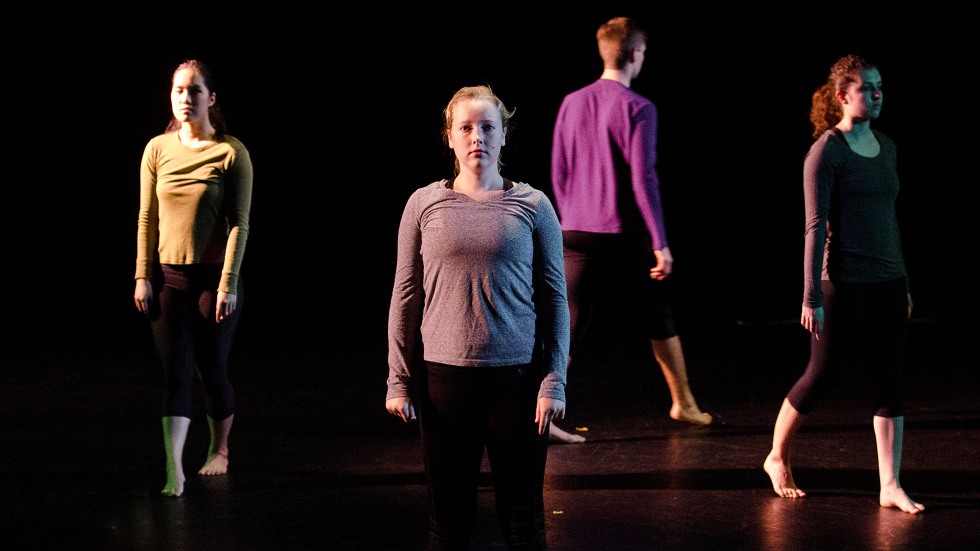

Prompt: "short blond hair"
[597,17,647,69]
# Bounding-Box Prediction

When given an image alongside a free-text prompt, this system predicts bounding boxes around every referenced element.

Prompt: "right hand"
[386,396,416,422]
[649,247,673,280]
[801,304,824,339]
[134,278,153,316]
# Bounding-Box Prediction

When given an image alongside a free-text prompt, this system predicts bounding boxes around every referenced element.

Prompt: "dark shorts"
[562,230,676,350]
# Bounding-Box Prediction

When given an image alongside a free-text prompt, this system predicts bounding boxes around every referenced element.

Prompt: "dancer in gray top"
[386,85,570,549]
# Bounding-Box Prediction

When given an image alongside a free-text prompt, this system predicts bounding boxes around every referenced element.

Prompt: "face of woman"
[171,68,214,124]
[447,99,506,174]
[841,68,882,121]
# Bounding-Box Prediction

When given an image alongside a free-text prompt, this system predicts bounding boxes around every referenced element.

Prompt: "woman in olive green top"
[134,59,253,497]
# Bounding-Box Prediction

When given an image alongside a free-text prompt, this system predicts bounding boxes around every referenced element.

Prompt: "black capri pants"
[149,263,242,420]
[787,278,908,418]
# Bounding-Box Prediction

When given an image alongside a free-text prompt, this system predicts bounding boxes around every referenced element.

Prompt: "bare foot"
[161,476,184,497]
[549,424,586,444]
[670,404,713,426]
[880,486,924,514]
[198,453,228,476]
[764,453,805,498]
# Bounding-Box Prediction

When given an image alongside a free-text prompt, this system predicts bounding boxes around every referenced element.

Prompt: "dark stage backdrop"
[4,2,975,362]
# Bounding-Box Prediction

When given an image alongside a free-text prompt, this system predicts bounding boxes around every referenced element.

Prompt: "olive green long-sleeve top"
[135,132,253,294]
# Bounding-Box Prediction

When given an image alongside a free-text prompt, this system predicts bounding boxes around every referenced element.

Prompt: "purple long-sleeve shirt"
[550,79,668,249]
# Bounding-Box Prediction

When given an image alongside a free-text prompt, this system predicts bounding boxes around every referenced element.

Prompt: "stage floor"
[3,317,978,550]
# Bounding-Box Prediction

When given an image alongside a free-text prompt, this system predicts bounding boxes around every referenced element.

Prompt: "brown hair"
[165,59,228,140]
[808,54,876,138]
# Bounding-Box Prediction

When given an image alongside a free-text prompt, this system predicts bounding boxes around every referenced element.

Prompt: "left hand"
[535,397,566,435]
[217,291,237,323]
[907,293,913,320]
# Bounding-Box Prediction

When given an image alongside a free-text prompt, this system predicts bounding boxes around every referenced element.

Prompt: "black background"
[5,2,977,362]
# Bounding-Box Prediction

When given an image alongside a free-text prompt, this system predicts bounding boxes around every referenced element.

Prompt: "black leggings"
[419,362,549,551]
[149,264,241,420]
[787,278,907,417]
[562,230,676,355]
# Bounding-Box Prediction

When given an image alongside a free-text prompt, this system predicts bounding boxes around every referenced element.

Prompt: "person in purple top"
[763,54,923,514]
[548,16,712,444]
